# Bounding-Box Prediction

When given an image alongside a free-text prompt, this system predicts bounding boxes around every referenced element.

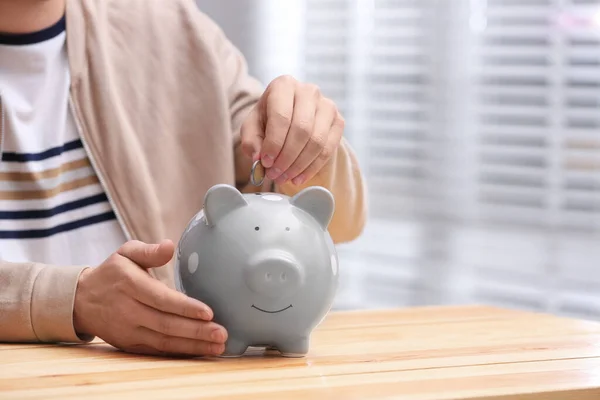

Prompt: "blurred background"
[196,0,600,321]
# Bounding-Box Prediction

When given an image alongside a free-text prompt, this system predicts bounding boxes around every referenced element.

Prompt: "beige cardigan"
[0,0,367,344]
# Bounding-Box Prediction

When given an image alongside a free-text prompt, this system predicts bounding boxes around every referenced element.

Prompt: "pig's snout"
[245,250,304,298]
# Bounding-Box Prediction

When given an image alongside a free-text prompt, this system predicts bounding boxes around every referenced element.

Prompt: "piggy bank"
[174,183,339,357]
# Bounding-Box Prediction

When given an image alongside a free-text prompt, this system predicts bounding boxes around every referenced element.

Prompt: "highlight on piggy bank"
[174,184,339,357]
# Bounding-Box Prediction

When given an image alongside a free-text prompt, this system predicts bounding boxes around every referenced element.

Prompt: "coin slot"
[262,194,282,201]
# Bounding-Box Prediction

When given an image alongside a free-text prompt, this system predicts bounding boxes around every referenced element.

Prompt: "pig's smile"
[251,304,293,314]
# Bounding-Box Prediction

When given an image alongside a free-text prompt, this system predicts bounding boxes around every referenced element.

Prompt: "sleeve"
[0,261,94,343]
[188,2,369,244]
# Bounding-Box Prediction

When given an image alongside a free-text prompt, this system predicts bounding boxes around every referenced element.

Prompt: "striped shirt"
[0,16,127,266]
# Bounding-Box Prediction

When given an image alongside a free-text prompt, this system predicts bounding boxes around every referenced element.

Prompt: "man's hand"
[73,240,227,357]
[240,75,345,187]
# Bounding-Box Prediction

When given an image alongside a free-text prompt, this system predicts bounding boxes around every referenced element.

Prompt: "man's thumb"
[240,107,264,161]
[118,239,175,269]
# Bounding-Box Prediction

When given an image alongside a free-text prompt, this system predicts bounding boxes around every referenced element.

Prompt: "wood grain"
[1,305,600,399]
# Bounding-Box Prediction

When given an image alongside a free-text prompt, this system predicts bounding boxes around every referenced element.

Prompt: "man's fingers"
[118,239,174,270]
[267,84,318,183]
[284,98,336,186]
[260,77,295,168]
[134,326,225,357]
[294,112,345,185]
[241,74,342,186]
[114,246,214,321]
[136,302,227,343]
[123,270,214,321]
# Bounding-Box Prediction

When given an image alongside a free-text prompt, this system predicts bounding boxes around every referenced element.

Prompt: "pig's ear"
[204,184,248,226]
[290,186,335,231]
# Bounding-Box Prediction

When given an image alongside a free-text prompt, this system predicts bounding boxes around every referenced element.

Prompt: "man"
[0,0,367,357]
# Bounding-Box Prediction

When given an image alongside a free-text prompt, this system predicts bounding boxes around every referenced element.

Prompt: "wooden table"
[2,305,600,399]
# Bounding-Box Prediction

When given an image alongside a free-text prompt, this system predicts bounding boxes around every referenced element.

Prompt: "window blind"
[303,0,600,319]
[461,0,600,319]
[303,0,451,310]
[470,0,600,230]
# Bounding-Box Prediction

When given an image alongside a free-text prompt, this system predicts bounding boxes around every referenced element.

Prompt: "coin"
[250,159,265,186]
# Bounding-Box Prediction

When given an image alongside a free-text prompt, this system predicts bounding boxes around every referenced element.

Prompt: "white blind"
[469,0,600,230]
[302,0,600,319]
[303,0,451,310]
[303,0,352,116]
[305,0,443,218]
[460,0,600,318]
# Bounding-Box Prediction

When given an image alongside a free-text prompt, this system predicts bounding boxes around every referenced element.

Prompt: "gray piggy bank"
[174,183,339,357]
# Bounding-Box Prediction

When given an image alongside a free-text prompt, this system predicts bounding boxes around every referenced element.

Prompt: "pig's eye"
[254,226,260,231]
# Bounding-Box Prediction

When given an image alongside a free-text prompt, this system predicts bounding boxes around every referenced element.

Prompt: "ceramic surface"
[175,184,339,357]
